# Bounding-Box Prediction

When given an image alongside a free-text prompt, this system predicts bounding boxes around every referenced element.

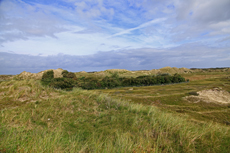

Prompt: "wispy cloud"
[109,18,166,38]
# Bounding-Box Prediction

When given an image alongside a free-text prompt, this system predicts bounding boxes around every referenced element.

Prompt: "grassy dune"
[0,71,230,152]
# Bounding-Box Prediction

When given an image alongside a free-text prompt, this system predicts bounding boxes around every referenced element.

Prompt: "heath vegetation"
[0,67,230,152]
[41,70,188,90]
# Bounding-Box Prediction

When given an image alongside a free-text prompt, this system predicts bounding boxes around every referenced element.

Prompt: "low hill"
[15,67,193,80]
[151,66,191,74]
[16,68,64,80]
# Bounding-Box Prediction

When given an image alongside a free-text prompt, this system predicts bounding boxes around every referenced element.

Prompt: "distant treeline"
[41,70,188,90]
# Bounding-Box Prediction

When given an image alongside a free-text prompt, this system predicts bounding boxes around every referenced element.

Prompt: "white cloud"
[1,43,229,74]
[110,18,166,38]
[0,27,147,55]
[0,0,230,61]
[191,0,230,23]
[0,0,71,43]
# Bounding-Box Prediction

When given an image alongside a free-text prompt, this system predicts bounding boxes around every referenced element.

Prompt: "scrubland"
[0,68,230,152]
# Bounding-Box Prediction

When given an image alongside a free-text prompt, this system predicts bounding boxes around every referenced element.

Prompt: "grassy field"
[97,72,230,125]
[0,70,230,152]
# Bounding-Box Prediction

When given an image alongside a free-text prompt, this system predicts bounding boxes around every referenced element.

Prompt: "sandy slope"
[185,88,230,104]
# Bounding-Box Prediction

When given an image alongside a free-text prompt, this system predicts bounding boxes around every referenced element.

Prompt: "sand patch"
[185,88,230,104]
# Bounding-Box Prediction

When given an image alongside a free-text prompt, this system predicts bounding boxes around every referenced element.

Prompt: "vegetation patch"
[1,80,230,152]
[41,70,188,90]
[98,73,230,126]
[41,70,77,90]
[1,68,230,152]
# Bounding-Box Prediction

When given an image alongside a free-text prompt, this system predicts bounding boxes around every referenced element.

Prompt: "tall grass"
[0,80,230,152]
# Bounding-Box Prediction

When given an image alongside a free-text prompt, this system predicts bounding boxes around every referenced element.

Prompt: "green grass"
[0,72,230,152]
[97,73,230,126]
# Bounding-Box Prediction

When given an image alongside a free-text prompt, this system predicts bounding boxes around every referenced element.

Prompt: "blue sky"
[0,0,230,74]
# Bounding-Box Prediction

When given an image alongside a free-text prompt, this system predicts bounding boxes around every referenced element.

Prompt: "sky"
[0,0,230,74]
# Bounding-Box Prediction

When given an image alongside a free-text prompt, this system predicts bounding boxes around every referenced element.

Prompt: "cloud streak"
[109,18,166,38]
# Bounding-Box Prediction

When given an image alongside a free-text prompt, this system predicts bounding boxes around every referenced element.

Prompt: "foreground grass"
[0,80,230,152]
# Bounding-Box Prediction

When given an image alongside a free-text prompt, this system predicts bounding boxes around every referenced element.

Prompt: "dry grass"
[15,68,64,80]
[1,70,230,152]
[97,72,230,125]
[0,80,59,110]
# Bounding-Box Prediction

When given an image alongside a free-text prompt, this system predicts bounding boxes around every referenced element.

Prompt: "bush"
[62,70,69,78]
[136,75,148,79]
[41,71,187,90]
[41,70,77,90]
[49,78,74,90]
[172,73,182,83]
[159,73,170,76]
[164,76,172,83]
[66,72,76,79]
[42,70,54,80]
[111,72,119,79]
[41,78,52,86]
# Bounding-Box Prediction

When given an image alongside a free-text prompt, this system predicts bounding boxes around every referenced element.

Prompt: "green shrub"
[111,72,119,79]
[164,76,172,83]
[136,75,147,79]
[41,71,187,90]
[62,70,69,78]
[42,70,54,80]
[79,76,85,80]
[158,73,170,76]
[49,78,74,90]
[66,72,76,79]
[41,78,53,86]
